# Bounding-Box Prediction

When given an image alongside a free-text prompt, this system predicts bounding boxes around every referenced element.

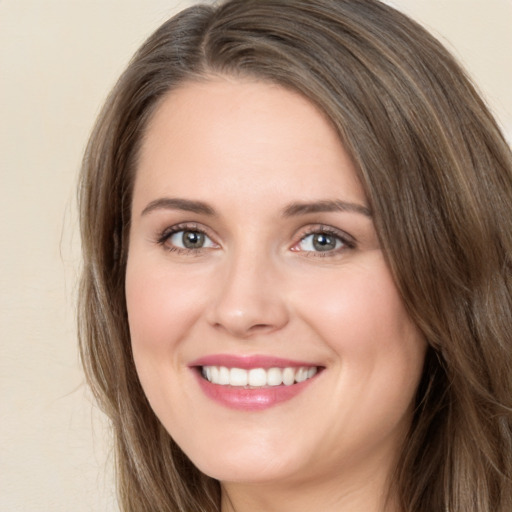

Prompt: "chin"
[185,437,305,484]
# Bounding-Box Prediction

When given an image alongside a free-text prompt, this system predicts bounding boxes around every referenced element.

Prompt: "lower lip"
[194,370,318,411]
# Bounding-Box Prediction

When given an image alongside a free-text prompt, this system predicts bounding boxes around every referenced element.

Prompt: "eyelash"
[155,223,356,257]
[293,225,356,257]
[156,223,214,255]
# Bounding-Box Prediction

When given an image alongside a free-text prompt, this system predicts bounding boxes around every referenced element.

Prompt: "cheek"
[296,261,426,453]
[124,255,213,420]
[298,258,418,351]
[125,258,205,351]
[295,258,426,406]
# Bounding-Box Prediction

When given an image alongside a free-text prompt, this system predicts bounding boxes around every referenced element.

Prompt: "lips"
[190,354,322,411]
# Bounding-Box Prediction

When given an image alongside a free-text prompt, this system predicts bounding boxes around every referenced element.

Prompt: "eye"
[157,224,218,254]
[291,227,354,255]
[298,232,343,252]
[169,230,216,250]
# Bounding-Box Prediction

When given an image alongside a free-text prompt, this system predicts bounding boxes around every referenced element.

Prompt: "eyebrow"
[141,198,216,217]
[282,200,372,218]
[140,197,372,218]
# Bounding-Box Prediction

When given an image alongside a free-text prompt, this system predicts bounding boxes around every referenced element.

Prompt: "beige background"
[1,1,510,511]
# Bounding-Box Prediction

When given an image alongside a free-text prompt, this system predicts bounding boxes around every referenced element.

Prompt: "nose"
[206,251,289,339]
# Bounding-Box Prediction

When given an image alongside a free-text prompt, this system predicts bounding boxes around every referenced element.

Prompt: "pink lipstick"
[190,354,322,411]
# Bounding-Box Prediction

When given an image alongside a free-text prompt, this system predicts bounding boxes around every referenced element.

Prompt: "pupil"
[313,233,335,251]
[183,231,204,249]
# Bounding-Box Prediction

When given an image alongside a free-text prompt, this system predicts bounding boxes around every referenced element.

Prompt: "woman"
[78,0,512,511]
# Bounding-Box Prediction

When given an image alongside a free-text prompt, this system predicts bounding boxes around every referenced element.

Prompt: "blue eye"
[296,232,346,252]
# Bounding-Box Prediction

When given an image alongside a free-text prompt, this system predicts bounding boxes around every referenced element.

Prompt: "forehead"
[133,77,365,212]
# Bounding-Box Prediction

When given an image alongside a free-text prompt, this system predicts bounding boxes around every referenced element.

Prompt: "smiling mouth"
[201,366,319,388]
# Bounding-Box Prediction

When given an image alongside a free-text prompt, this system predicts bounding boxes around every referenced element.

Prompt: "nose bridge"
[208,242,288,338]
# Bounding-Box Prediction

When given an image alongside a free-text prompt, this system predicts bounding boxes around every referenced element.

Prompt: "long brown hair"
[78,1,512,510]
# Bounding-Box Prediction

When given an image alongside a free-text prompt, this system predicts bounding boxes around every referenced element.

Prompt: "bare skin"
[126,77,426,512]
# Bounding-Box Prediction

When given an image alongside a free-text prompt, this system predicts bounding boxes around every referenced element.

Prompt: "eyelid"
[154,222,355,256]
[156,222,219,252]
[291,224,356,253]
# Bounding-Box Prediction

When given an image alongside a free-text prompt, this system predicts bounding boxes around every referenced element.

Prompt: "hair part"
[78,1,512,511]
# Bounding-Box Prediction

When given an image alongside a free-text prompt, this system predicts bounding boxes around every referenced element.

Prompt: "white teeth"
[282,367,295,386]
[218,366,230,385]
[201,365,319,388]
[295,367,308,383]
[267,367,283,386]
[248,368,267,387]
[230,368,248,386]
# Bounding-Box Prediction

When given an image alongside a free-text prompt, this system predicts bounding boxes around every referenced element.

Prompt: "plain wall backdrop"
[1,1,510,510]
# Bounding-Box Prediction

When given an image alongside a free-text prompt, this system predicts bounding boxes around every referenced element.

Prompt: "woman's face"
[126,78,426,490]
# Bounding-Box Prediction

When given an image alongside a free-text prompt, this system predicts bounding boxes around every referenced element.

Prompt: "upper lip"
[189,354,322,370]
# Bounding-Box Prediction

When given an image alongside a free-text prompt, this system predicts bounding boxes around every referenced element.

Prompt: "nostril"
[249,323,273,331]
